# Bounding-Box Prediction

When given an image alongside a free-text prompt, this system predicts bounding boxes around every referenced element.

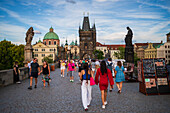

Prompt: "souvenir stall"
[138,58,170,95]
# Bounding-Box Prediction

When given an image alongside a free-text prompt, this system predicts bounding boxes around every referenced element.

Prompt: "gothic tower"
[79,15,96,59]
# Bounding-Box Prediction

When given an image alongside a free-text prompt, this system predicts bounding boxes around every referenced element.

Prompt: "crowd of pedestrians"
[14,57,125,111]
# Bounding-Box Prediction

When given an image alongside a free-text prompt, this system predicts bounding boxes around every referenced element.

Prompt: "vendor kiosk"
[138,58,170,95]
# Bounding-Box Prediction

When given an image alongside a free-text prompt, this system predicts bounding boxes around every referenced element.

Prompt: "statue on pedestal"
[24,27,34,64]
[124,27,134,63]
[125,27,133,46]
[25,27,34,47]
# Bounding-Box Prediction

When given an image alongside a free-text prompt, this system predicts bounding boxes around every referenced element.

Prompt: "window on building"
[35,49,38,51]
[168,50,170,53]
[49,41,51,45]
[169,55,170,58]
[50,49,53,51]
[50,54,53,57]
[35,54,38,57]
[165,50,167,53]
[54,41,56,45]
[44,41,46,45]
[165,45,167,48]
[42,49,45,51]
[168,46,170,48]
[166,55,167,58]
[42,54,45,57]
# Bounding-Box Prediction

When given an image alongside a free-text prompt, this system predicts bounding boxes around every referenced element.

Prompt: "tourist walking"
[28,58,40,90]
[67,60,76,82]
[106,58,114,92]
[27,61,31,78]
[78,60,83,80]
[91,59,96,75]
[95,60,114,109]
[95,59,100,70]
[60,60,66,77]
[115,61,125,94]
[40,61,50,87]
[80,63,94,111]
[13,61,21,84]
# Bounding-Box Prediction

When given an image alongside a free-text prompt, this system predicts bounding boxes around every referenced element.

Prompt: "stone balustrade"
[0,63,59,87]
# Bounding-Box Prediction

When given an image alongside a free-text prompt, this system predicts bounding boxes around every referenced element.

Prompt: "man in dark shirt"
[28,58,40,90]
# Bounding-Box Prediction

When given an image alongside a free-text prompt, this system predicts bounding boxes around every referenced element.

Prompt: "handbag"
[90,77,95,86]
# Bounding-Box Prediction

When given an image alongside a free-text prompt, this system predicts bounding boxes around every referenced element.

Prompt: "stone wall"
[0,63,58,87]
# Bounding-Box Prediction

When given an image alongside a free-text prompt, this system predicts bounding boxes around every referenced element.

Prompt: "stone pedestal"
[125,46,134,63]
[24,45,33,64]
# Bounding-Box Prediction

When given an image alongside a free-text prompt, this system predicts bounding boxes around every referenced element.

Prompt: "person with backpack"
[80,63,94,111]
[67,60,76,82]
[95,60,114,109]
[115,61,125,94]
[106,58,115,92]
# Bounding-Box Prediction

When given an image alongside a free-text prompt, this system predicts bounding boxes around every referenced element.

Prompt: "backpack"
[107,62,113,73]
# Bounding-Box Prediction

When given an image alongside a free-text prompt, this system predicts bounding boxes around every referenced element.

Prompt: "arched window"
[54,41,56,45]
[44,41,46,45]
[49,41,51,45]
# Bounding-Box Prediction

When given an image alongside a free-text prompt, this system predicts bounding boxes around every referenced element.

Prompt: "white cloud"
[0,22,26,44]
[137,0,170,12]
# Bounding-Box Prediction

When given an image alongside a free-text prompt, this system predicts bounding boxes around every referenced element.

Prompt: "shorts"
[61,67,65,70]
[69,71,73,77]
[92,68,95,71]
[31,72,38,78]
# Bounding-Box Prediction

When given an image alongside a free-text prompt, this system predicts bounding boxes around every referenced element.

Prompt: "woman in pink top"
[67,60,76,82]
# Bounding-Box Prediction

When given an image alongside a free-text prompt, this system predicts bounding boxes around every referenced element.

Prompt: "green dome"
[44,32,59,40]
[44,27,59,40]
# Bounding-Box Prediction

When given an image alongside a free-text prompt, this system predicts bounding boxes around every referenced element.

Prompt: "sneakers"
[102,105,105,109]
[34,85,37,88]
[61,74,62,77]
[28,86,32,90]
[104,101,107,105]
[85,108,88,111]
[16,81,21,84]
[70,80,74,82]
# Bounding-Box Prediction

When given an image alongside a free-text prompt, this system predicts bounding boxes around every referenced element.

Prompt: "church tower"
[79,14,96,59]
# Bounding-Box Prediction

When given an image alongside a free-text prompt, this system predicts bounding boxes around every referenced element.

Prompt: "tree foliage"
[113,46,140,66]
[0,40,25,70]
[93,50,104,59]
[113,47,125,59]
[42,55,53,63]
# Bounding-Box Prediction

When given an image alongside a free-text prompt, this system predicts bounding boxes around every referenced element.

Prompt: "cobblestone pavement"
[0,68,170,113]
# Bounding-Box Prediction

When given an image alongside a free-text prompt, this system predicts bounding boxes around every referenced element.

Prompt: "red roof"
[134,42,162,47]
[96,42,125,50]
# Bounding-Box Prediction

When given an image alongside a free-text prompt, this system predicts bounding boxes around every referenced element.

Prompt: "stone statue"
[25,27,34,46]
[125,27,133,46]
[124,27,134,63]
[24,27,34,64]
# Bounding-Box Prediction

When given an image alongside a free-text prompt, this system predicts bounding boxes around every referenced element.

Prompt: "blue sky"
[0,0,170,45]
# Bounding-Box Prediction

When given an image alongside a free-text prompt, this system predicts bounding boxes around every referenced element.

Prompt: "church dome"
[44,27,59,40]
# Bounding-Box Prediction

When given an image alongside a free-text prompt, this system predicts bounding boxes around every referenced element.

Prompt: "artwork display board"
[137,61,142,82]
[139,58,170,95]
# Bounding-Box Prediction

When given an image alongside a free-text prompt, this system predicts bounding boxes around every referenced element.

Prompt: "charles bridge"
[0,67,170,113]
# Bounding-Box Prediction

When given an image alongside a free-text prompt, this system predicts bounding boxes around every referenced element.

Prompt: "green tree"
[93,50,104,59]
[134,53,140,66]
[11,44,25,67]
[0,40,25,70]
[113,47,125,59]
[42,55,53,63]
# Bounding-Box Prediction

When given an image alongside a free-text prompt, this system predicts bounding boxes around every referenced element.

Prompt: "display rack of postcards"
[139,58,170,95]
